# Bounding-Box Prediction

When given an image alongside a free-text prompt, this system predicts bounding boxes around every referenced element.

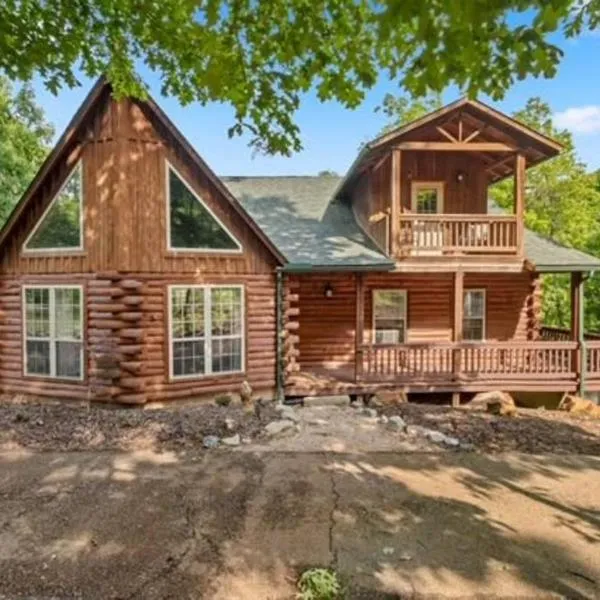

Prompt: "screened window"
[463,289,486,341]
[167,164,241,251]
[411,182,444,215]
[373,290,406,344]
[24,286,83,380]
[25,163,83,251]
[170,286,243,378]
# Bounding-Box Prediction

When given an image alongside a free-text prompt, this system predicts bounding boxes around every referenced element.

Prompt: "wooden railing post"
[453,271,464,380]
[390,148,401,256]
[355,273,365,382]
[571,272,586,394]
[514,153,525,257]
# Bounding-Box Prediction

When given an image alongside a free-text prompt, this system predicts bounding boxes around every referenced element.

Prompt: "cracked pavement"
[1,449,600,599]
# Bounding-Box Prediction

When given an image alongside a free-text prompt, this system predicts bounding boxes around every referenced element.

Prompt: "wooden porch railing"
[586,341,600,380]
[540,326,600,342]
[397,214,518,256]
[358,341,578,382]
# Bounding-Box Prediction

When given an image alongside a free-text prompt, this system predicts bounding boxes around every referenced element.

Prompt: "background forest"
[2,76,600,331]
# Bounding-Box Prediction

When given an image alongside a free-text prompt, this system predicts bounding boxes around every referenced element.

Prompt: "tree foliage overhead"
[0,77,54,225]
[0,1,598,155]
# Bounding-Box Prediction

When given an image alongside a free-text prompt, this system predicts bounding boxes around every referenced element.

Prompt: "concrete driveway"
[1,449,599,599]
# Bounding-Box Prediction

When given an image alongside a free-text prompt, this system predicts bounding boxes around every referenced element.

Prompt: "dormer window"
[24,162,83,252]
[166,162,241,252]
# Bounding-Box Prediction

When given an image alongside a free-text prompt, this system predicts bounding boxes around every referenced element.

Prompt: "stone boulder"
[469,391,516,417]
[372,390,408,407]
[558,394,600,418]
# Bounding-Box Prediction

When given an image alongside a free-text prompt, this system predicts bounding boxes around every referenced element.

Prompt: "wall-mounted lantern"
[456,170,466,183]
[324,282,334,298]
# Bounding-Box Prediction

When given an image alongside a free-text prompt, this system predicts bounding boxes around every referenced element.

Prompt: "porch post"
[355,273,365,382]
[452,271,464,392]
[571,272,586,395]
[514,153,525,256]
[390,148,401,256]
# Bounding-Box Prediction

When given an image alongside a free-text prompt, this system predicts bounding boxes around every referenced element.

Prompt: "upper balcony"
[338,98,562,269]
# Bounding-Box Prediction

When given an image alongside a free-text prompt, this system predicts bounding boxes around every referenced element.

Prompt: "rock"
[558,394,600,418]
[382,546,395,556]
[362,408,378,418]
[399,551,413,561]
[241,437,252,445]
[280,407,300,423]
[240,380,253,405]
[388,415,407,431]
[214,394,234,407]
[308,418,328,427]
[224,417,236,432]
[36,418,44,427]
[274,403,286,413]
[469,391,516,417]
[425,430,447,444]
[406,425,429,436]
[222,434,241,447]
[373,390,408,406]
[379,415,389,425]
[202,435,220,449]
[443,436,460,448]
[460,442,475,451]
[265,419,296,437]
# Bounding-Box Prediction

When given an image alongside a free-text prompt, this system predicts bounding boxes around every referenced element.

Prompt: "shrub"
[214,394,232,407]
[297,567,342,600]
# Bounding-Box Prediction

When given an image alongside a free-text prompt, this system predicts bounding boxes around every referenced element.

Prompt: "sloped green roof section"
[223,176,393,269]
[224,175,600,272]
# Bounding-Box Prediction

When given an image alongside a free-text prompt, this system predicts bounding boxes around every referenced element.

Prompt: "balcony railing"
[397,214,518,256]
[358,341,578,383]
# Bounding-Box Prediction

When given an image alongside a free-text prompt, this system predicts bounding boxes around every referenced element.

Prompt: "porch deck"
[286,340,600,397]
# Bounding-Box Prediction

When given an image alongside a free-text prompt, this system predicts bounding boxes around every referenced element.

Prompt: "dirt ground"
[1,396,599,455]
[1,450,599,599]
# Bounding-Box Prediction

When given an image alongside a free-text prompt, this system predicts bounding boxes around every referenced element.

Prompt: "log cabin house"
[1,77,600,405]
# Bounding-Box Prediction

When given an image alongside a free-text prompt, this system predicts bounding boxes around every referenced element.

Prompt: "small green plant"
[214,394,232,407]
[297,567,342,600]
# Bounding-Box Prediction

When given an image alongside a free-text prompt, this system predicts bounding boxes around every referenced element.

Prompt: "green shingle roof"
[223,176,393,269]
[224,175,600,272]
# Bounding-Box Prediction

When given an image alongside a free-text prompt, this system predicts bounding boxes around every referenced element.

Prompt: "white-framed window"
[23,161,84,252]
[166,161,242,253]
[168,285,244,379]
[372,289,407,344]
[23,285,84,380]
[411,181,444,214]
[463,289,486,341]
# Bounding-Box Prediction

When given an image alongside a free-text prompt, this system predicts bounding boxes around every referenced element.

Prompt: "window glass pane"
[463,319,484,341]
[171,288,205,339]
[464,291,484,318]
[211,287,242,336]
[55,288,82,339]
[172,340,205,376]
[26,340,50,375]
[26,164,82,249]
[374,290,405,344]
[25,288,50,338]
[212,337,242,373]
[415,188,439,214]
[56,341,82,378]
[169,168,239,250]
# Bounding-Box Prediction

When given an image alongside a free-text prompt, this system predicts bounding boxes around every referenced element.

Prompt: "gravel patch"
[380,403,600,454]
[0,396,278,452]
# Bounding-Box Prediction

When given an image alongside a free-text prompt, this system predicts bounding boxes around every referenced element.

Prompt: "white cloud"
[554,106,600,134]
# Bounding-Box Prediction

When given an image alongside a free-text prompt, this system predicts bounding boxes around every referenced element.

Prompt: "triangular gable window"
[24,162,83,251]
[167,164,241,252]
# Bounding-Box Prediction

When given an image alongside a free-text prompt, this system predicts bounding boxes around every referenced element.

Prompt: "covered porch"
[284,270,597,398]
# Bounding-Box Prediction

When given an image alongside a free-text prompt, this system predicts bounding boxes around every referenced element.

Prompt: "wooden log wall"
[291,271,540,373]
[284,277,301,377]
[0,273,277,404]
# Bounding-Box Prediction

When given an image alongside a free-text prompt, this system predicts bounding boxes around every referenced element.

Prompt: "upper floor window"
[411,181,444,214]
[24,162,83,252]
[373,289,406,344]
[463,289,486,341]
[167,163,242,252]
[23,285,83,380]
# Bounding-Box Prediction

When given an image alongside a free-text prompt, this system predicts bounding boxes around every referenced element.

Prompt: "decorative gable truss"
[23,161,83,253]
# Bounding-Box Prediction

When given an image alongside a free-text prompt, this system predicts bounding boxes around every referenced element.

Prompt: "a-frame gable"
[0,77,285,267]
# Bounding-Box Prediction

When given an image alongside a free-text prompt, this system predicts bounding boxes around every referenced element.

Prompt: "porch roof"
[224,175,600,273]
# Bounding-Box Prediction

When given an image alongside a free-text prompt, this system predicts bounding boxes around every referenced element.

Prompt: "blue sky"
[32,29,600,176]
